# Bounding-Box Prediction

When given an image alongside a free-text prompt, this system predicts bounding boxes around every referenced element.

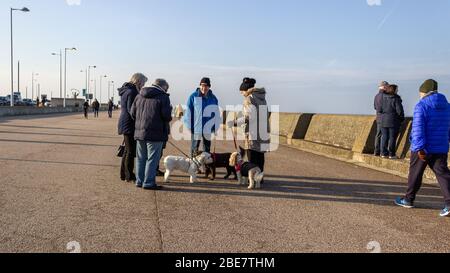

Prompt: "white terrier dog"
[164,152,213,183]
[229,152,264,190]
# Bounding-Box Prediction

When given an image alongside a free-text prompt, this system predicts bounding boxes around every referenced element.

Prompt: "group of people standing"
[117,73,269,191]
[373,79,450,217]
[374,81,405,159]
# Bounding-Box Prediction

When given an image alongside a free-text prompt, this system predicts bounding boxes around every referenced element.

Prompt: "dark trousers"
[84,109,88,119]
[247,149,265,172]
[108,110,113,118]
[94,109,99,118]
[374,124,387,155]
[156,142,166,171]
[381,127,399,157]
[120,134,136,181]
[406,152,450,206]
[191,135,211,157]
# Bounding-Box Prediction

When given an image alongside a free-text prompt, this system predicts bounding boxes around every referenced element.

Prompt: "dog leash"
[167,140,202,168]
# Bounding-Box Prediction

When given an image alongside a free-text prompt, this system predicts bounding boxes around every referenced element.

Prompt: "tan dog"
[229,152,264,190]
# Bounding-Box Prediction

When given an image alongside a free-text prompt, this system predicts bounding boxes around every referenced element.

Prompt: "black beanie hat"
[200,77,211,87]
[240,78,256,91]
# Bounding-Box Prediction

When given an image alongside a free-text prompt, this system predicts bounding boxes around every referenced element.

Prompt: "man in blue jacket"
[396,79,450,217]
[184,77,220,158]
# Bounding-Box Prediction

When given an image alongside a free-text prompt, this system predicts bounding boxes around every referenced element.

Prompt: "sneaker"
[395,197,414,209]
[143,185,164,191]
[389,156,399,160]
[381,155,388,159]
[440,207,450,217]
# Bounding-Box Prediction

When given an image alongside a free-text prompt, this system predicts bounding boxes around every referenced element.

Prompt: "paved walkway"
[1,112,450,253]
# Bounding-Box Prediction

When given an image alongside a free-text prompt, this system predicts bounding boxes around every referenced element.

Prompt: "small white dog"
[164,152,213,183]
[229,152,264,190]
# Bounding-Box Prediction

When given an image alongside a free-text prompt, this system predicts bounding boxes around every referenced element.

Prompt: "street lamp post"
[52,50,63,99]
[87,65,96,100]
[10,7,30,107]
[64,47,77,108]
[108,80,114,102]
[99,75,107,104]
[31,72,38,101]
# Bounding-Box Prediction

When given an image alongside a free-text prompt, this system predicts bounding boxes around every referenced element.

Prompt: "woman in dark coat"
[118,73,148,182]
[380,84,405,159]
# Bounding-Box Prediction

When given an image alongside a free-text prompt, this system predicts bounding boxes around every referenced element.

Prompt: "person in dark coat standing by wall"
[118,73,148,183]
[374,81,389,156]
[131,79,172,190]
[396,79,450,217]
[380,84,405,159]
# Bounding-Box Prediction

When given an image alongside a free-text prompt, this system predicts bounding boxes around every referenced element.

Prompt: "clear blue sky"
[1,0,450,114]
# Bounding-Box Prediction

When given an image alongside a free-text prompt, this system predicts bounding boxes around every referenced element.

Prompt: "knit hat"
[200,77,211,87]
[240,78,256,91]
[420,79,438,94]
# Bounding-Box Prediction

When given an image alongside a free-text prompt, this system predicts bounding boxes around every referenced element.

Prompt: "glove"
[418,150,427,162]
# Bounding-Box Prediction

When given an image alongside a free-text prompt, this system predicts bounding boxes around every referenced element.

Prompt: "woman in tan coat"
[239,78,270,175]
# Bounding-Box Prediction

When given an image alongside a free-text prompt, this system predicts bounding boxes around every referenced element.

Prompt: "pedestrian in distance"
[83,100,89,119]
[108,99,114,118]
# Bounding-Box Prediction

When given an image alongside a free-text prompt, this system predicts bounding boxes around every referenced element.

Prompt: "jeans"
[120,134,136,181]
[381,127,399,157]
[136,141,164,188]
[191,134,211,157]
[405,152,450,206]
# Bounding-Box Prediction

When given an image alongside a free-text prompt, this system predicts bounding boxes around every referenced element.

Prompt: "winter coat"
[242,87,270,153]
[131,86,172,142]
[183,89,220,135]
[410,92,450,154]
[118,83,139,135]
[379,93,405,128]
[374,90,384,124]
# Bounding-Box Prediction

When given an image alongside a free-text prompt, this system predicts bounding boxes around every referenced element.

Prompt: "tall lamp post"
[52,50,63,99]
[31,72,38,101]
[99,75,107,104]
[108,80,114,102]
[87,65,96,100]
[10,7,30,107]
[64,47,77,108]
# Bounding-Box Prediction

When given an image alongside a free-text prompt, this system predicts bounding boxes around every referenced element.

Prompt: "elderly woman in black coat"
[118,73,148,182]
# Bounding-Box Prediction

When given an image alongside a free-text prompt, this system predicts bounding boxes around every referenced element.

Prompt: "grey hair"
[130,73,148,89]
[153,78,169,91]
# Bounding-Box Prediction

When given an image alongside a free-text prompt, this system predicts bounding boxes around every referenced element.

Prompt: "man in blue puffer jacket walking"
[396,79,450,217]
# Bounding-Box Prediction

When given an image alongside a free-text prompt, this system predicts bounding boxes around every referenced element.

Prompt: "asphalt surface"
[1,112,450,253]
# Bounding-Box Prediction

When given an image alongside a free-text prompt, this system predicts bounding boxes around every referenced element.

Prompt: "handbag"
[117,141,125,158]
